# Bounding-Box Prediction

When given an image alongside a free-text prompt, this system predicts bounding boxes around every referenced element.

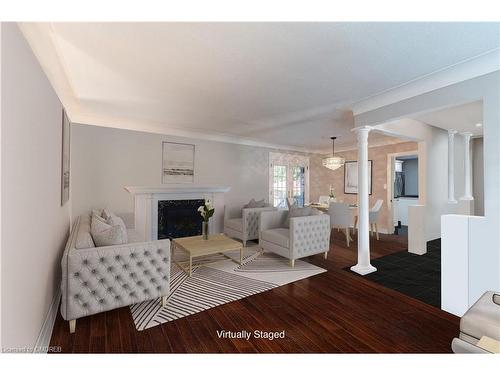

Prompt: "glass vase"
[202,221,209,240]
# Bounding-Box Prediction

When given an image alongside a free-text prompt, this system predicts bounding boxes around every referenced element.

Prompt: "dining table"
[308,202,359,234]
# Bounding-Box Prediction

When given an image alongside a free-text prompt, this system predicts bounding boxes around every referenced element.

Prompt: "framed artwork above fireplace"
[162,141,195,184]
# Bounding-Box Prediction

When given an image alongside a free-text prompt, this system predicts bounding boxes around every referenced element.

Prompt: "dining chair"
[318,195,331,205]
[327,202,352,247]
[369,199,384,240]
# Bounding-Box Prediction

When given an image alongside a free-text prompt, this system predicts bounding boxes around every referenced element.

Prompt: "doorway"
[387,151,419,236]
[269,152,309,208]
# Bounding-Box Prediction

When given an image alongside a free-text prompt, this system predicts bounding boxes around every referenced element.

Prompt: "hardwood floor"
[49,231,459,353]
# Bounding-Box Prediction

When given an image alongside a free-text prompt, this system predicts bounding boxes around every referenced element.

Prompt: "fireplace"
[125,186,230,241]
[158,199,205,239]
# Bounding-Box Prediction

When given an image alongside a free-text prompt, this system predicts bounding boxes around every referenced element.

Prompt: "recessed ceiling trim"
[351,48,500,116]
[72,112,322,154]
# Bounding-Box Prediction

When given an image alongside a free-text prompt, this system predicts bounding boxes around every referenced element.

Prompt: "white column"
[447,130,457,203]
[460,132,474,201]
[351,126,377,275]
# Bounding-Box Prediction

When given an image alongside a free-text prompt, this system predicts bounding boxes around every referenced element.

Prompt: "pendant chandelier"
[322,136,345,170]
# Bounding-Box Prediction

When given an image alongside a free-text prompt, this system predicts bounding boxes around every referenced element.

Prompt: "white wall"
[71,123,328,223]
[1,23,70,349]
[356,71,500,305]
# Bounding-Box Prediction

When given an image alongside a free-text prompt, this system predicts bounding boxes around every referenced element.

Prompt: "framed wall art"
[162,142,195,184]
[344,160,372,195]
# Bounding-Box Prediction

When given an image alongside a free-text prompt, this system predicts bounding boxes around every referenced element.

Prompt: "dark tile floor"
[348,238,441,308]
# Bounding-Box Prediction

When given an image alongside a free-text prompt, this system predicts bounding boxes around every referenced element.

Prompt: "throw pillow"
[90,214,127,247]
[285,206,312,228]
[92,208,104,218]
[244,198,267,209]
[102,208,115,220]
[254,199,267,208]
[243,198,257,208]
[106,214,128,243]
[90,214,106,231]
[493,294,500,306]
[92,225,127,247]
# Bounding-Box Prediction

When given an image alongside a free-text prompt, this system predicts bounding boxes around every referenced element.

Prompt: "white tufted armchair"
[224,205,276,246]
[259,210,330,267]
[60,214,170,333]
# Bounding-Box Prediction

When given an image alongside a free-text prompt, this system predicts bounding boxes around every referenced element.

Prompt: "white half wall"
[1,23,70,349]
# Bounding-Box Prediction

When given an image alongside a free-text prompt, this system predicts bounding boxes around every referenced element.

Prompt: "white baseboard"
[33,289,61,353]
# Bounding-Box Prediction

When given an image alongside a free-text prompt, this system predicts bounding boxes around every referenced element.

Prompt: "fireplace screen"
[158,199,205,239]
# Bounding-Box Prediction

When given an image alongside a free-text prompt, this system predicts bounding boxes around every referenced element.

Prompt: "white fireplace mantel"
[125,185,231,240]
[124,185,230,195]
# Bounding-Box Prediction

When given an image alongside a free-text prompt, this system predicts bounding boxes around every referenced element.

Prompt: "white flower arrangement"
[198,199,215,222]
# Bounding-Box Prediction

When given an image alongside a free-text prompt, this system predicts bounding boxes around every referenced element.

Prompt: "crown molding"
[72,112,322,155]
[351,48,500,116]
[18,22,82,119]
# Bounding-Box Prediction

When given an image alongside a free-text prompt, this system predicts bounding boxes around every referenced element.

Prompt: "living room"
[1,2,500,373]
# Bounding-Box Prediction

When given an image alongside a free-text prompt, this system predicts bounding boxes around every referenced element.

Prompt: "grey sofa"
[451,291,500,353]
[60,213,171,333]
[259,210,330,267]
[224,205,277,246]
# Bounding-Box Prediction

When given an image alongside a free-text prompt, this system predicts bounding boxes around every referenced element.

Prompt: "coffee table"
[172,233,243,276]
[477,336,500,353]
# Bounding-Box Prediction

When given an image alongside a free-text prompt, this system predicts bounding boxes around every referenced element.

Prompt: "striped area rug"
[130,247,326,331]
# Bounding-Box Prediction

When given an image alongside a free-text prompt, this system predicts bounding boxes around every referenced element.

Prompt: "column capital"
[448,129,458,136]
[352,126,373,134]
[460,131,473,138]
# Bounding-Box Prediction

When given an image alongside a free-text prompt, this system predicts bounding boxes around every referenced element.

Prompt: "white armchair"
[224,204,276,246]
[369,199,384,240]
[327,202,352,247]
[259,210,330,267]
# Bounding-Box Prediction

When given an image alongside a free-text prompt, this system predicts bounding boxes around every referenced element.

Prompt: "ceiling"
[413,101,483,136]
[20,22,499,152]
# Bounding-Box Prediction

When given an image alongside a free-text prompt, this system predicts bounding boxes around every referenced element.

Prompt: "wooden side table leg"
[240,248,243,264]
[189,255,192,276]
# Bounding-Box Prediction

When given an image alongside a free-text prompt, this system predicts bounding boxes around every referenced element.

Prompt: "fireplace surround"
[125,186,230,241]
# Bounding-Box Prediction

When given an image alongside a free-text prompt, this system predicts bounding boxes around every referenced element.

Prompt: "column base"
[448,199,458,204]
[460,196,474,201]
[350,264,377,275]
